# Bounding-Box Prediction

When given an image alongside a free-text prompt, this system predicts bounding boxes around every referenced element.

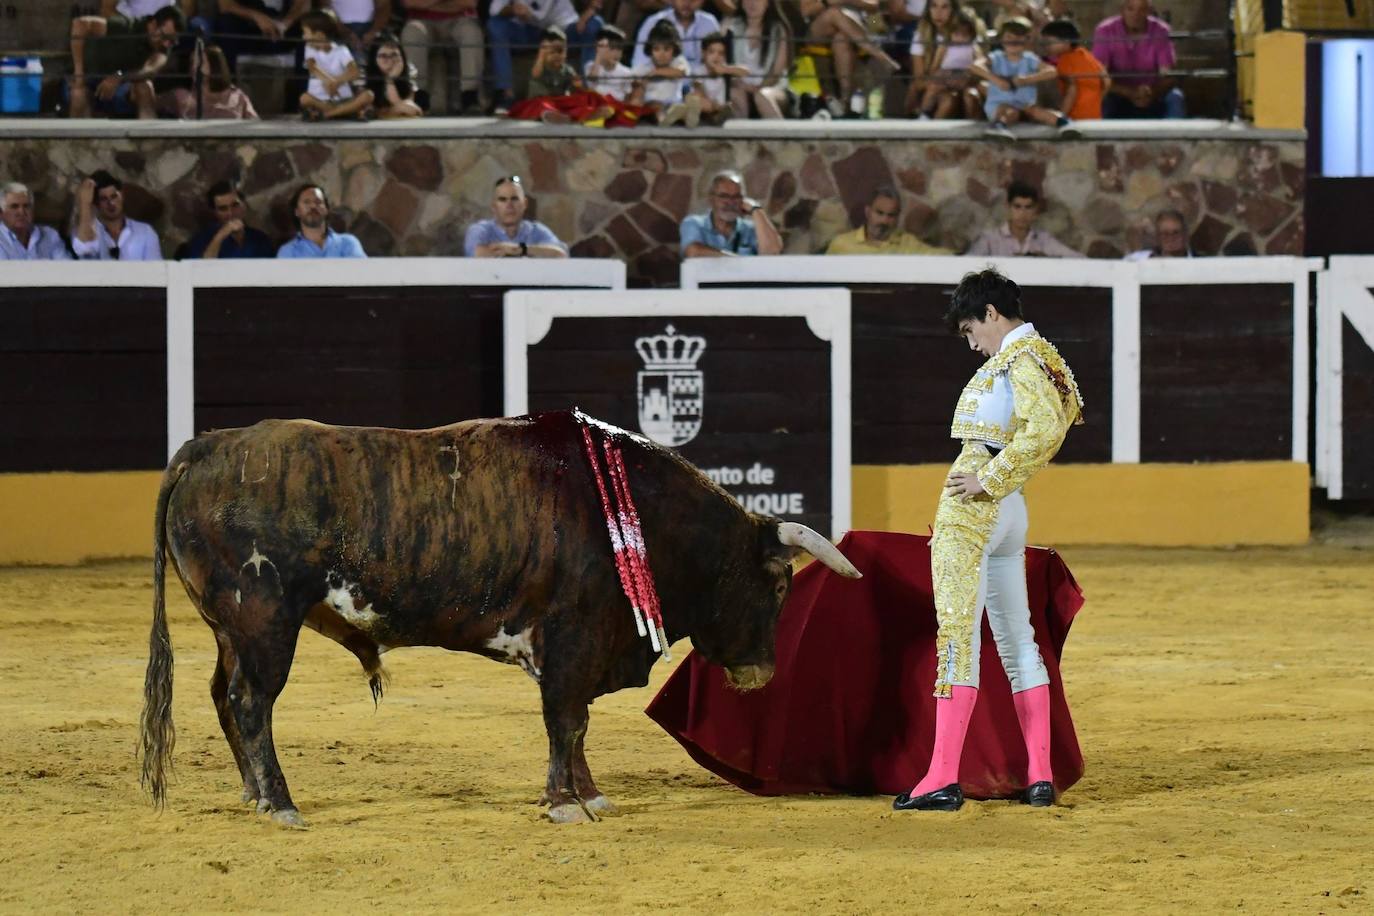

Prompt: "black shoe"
[893,783,964,811]
[1021,781,1055,807]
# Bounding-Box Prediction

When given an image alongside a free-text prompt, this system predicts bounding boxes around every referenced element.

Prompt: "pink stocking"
[911,685,977,795]
[1013,684,1053,785]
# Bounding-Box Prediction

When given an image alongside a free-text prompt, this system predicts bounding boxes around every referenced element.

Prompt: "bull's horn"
[776,522,862,579]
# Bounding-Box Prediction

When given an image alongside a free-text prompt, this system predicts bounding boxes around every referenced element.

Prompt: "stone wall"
[1,132,1304,286]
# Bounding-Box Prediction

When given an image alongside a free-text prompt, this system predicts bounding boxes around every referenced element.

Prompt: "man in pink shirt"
[1092,0,1185,118]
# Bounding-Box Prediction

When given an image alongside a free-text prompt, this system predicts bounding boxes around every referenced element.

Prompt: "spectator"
[904,0,985,118]
[367,32,428,118]
[321,0,394,57]
[794,0,899,111]
[1042,18,1107,121]
[185,181,275,259]
[914,9,977,119]
[72,171,163,260]
[212,1,311,71]
[278,185,367,258]
[465,177,569,258]
[299,11,376,121]
[974,17,1076,140]
[721,0,790,120]
[966,181,1082,257]
[633,23,690,116]
[101,0,195,17]
[825,187,950,254]
[400,0,484,114]
[169,44,260,119]
[488,0,604,114]
[667,31,746,126]
[585,25,635,100]
[527,26,582,97]
[0,183,72,261]
[68,5,185,119]
[1126,209,1193,260]
[1093,0,1185,119]
[681,170,782,258]
[632,0,720,69]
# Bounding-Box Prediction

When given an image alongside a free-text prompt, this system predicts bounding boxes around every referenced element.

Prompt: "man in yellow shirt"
[825,187,950,255]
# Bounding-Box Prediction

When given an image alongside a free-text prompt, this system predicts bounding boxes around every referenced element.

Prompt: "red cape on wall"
[645,530,1086,799]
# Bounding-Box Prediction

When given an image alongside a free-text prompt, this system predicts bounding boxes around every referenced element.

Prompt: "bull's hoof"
[546,802,598,824]
[584,795,620,817]
[256,798,272,814]
[270,807,308,829]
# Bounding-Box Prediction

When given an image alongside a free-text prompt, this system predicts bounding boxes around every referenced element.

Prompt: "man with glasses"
[680,170,782,259]
[1126,209,1193,260]
[185,180,275,259]
[72,171,163,260]
[69,5,186,118]
[464,176,569,258]
[0,183,73,261]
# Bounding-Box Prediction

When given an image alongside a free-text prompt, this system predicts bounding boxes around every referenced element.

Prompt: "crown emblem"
[636,325,706,372]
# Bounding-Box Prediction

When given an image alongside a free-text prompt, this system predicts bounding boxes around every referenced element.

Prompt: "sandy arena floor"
[1,544,1371,914]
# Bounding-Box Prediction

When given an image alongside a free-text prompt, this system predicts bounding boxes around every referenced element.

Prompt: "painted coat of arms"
[636,325,705,447]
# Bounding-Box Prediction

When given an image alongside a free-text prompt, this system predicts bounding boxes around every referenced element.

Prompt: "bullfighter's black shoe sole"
[1021,781,1056,807]
[893,783,964,811]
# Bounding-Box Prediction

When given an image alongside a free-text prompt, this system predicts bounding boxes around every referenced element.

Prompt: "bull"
[139,410,860,826]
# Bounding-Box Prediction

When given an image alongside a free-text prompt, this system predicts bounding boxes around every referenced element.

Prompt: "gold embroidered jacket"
[950,331,1084,501]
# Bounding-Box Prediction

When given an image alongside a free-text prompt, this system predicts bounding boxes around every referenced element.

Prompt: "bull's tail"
[140,458,188,808]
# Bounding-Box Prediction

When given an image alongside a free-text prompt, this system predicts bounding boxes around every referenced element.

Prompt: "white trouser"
[957,489,1049,693]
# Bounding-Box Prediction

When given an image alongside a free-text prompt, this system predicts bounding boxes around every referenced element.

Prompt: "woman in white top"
[720,0,791,119]
[903,0,984,116]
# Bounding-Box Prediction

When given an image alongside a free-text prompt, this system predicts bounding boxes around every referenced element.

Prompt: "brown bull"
[140,410,859,826]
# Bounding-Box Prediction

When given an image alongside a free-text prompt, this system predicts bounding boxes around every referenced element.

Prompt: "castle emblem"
[636,324,706,447]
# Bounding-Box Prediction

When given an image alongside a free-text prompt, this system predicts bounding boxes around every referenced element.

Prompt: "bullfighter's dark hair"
[205,178,243,210]
[944,266,1024,333]
[1006,179,1040,205]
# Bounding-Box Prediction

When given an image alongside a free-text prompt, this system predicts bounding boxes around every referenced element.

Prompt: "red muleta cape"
[645,530,1085,799]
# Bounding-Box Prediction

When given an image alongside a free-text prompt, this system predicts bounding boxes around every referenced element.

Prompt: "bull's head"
[695,519,861,691]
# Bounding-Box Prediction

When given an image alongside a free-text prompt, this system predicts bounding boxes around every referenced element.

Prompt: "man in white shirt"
[0,183,73,260]
[72,170,163,261]
[632,0,719,69]
[487,0,604,112]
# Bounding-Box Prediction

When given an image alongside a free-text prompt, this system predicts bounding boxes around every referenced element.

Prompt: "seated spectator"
[914,10,978,120]
[487,0,604,114]
[632,0,720,70]
[68,5,184,119]
[966,180,1082,257]
[633,22,690,116]
[674,31,748,126]
[465,177,569,258]
[72,171,163,260]
[794,0,899,112]
[0,183,72,261]
[185,181,275,259]
[400,0,484,114]
[169,44,260,119]
[974,17,1076,140]
[278,185,367,258]
[1042,18,1107,121]
[1093,0,1185,119]
[527,26,582,97]
[721,0,790,120]
[212,1,311,70]
[1126,209,1193,260]
[321,0,393,58]
[826,187,950,254]
[367,32,428,118]
[905,0,987,119]
[585,25,635,100]
[681,169,782,258]
[299,11,376,121]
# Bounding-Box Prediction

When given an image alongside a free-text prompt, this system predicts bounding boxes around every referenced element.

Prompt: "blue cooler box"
[1,57,43,114]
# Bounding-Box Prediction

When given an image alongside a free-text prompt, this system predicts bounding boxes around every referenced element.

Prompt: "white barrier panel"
[504,289,852,538]
[1320,257,1374,499]
[681,255,1318,466]
[0,258,626,462]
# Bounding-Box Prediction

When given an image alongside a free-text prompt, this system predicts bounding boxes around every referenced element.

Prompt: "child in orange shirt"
[1042,19,1109,121]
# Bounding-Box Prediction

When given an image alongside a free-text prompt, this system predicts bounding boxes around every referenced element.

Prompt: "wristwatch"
[519,242,529,256]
